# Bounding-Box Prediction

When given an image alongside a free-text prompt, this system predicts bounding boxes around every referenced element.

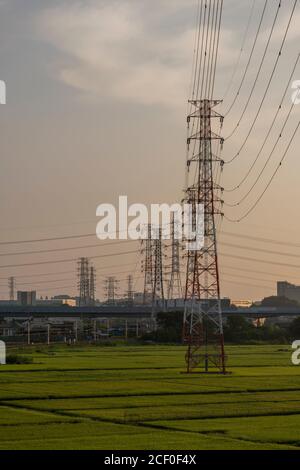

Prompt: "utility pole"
[27,320,31,346]
[8,276,15,302]
[167,216,183,306]
[93,320,97,342]
[74,320,78,342]
[47,322,50,345]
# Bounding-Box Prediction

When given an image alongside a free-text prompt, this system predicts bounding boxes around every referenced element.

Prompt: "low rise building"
[17,291,36,306]
[231,300,253,309]
[277,281,300,304]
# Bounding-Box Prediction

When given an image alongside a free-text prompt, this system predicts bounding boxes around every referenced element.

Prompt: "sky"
[0,0,299,302]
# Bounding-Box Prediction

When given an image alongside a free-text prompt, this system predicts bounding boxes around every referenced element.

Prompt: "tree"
[224,315,254,343]
[290,317,300,339]
[261,296,298,307]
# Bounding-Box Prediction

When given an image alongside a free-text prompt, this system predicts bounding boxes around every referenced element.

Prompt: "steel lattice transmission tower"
[105,276,118,305]
[78,258,90,306]
[8,276,15,302]
[126,274,134,306]
[152,227,165,315]
[141,224,154,305]
[183,101,226,374]
[89,265,96,306]
[167,217,183,303]
[183,0,226,374]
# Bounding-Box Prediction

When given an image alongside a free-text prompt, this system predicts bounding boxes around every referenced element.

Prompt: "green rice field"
[0,344,299,450]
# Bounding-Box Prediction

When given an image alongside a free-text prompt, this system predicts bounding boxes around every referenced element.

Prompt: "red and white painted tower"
[183,0,226,374]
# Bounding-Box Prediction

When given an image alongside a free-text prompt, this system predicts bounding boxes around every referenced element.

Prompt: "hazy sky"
[0,0,299,301]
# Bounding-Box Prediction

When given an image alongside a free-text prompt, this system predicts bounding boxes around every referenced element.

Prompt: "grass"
[0,344,299,449]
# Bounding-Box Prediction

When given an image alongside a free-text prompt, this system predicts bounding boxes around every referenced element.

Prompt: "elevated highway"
[0,304,299,320]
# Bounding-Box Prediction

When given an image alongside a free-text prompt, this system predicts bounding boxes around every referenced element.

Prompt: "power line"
[0,217,97,234]
[98,268,141,279]
[0,261,138,281]
[0,248,140,270]
[224,0,298,160]
[224,0,282,139]
[224,96,297,207]
[0,232,96,246]
[221,230,300,249]
[0,238,137,258]
[1,265,294,294]
[199,0,212,100]
[0,224,173,248]
[13,284,76,294]
[0,270,75,281]
[0,228,134,246]
[221,263,300,282]
[221,278,274,291]
[104,274,143,284]
[36,284,76,292]
[209,0,224,100]
[220,250,300,270]
[7,227,300,283]
[1,264,142,293]
[186,1,224,188]
[224,120,300,222]
[221,0,257,100]
[16,278,75,286]
[223,0,268,116]
[220,240,300,260]
[223,53,300,190]
[220,271,273,285]
[190,0,204,104]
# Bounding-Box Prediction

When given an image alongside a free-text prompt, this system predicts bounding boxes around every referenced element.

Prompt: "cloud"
[36,0,236,108]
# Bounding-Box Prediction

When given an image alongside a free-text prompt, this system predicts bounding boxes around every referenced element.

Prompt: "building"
[277,281,300,304]
[17,291,36,306]
[231,300,253,309]
[36,295,76,307]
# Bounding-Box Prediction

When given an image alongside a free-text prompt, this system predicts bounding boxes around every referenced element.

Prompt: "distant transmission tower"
[8,276,15,302]
[141,224,154,305]
[105,277,118,305]
[167,217,183,304]
[89,265,96,305]
[183,0,226,374]
[152,227,165,315]
[78,258,90,306]
[126,274,134,306]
